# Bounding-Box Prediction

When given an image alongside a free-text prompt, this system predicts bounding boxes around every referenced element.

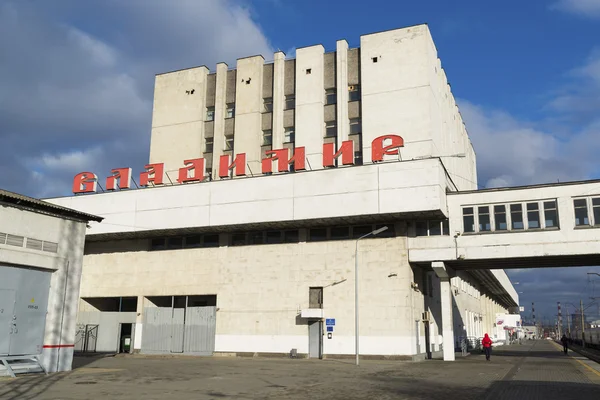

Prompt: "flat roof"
[450,177,600,195]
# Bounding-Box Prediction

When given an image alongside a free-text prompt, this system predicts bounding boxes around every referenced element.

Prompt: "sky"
[1,0,599,324]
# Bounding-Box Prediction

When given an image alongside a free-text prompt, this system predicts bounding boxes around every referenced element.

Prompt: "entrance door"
[0,290,16,356]
[171,308,185,353]
[308,321,322,359]
[183,306,216,355]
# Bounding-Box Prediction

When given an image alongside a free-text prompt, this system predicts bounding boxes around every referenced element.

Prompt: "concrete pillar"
[336,40,349,144]
[212,62,228,179]
[432,261,455,361]
[272,51,286,149]
[133,296,144,351]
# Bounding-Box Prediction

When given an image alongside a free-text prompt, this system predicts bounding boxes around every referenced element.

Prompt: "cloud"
[0,0,272,198]
[551,0,600,18]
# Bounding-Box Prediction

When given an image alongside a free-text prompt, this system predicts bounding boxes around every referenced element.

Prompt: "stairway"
[0,356,47,378]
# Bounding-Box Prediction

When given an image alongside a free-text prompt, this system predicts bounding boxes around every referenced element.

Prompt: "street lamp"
[355,225,388,366]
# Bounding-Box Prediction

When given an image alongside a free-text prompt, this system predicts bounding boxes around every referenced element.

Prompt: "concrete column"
[212,62,228,179]
[432,261,455,361]
[336,40,349,143]
[133,296,144,351]
[272,51,286,149]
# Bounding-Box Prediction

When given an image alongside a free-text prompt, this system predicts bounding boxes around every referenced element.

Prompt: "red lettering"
[177,158,205,183]
[219,153,246,178]
[106,168,132,191]
[261,147,306,174]
[371,135,404,162]
[72,172,98,194]
[140,163,165,186]
[323,140,355,167]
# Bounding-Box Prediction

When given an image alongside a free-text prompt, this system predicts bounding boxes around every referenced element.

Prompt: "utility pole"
[580,299,585,348]
[557,302,562,337]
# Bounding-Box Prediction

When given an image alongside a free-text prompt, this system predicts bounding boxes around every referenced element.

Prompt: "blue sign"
[326,318,336,326]
[327,326,334,332]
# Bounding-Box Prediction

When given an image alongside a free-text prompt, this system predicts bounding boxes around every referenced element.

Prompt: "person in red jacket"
[482,333,493,361]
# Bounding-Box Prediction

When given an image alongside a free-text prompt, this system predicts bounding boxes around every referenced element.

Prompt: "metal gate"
[142,307,173,353]
[184,307,216,355]
[74,324,98,353]
[171,309,185,353]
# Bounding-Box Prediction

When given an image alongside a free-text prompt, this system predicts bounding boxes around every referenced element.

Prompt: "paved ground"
[0,340,599,399]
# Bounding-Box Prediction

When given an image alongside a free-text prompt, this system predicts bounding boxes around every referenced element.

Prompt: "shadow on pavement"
[71,353,116,369]
[481,380,600,400]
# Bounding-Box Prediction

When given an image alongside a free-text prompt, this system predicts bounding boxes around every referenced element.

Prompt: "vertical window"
[574,199,589,226]
[226,103,235,118]
[544,200,559,228]
[309,287,323,309]
[325,88,336,105]
[527,202,540,229]
[349,118,361,135]
[510,204,524,230]
[478,206,491,232]
[263,98,273,112]
[463,207,475,233]
[416,221,428,236]
[262,130,272,146]
[206,107,215,121]
[204,137,214,153]
[224,135,234,150]
[593,198,600,226]
[325,121,337,137]
[284,127,294,143]
[442,220,449,235]
[348,85,360,102]
[494,205,507,231]
[429,221,442,236]
[285,95,295,110]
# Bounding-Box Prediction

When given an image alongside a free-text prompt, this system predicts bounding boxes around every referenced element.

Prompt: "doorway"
[308,321,323,359]
[118,323,132,353]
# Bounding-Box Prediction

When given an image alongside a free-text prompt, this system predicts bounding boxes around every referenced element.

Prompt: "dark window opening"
[463,207,474,233]
[266,230,283,244]
[167,236,183,249]
[249,231,264,245]
[283,230,299,243]
[330,226,350,240]
[510,204,524,230]
[231,233,247,246]
[527,202,540,229]
[185,235,201,248]
[203,234,220,248]
[151,238,166,251]
[309,228,327,242]
[309,287,323,308]
[494,205,507,231]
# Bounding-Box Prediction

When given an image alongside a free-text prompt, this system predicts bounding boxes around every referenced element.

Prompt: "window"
[429,221,442,236]
[330,227,350,240]
[226,103,235,118]
[184,235,201,248]
[150,238,166,251]
[325,88,336,105]
[478,206,491,231]
[544,201,559,228]
[262,130,272,146]
[526,202,540,229]
[494,205,507,231]
[203,234,220,248]
[283,230,299,243]
[206,106,215,121]
[349,118,361,135]
[353,225,373,239]
[284,127,294,143]
[285,95,295,110]
[167,237,183,250]
[224,135,234,150]
[593,198,600,226]
[574,199,589,226]
[309,287,323,308]
[463,207,475,233]
[348,85,360,102]
[309,228,327,242]
[325,121,337,137]
[263,98,273,112]
[231,233,246,246]
[443,220,449,235]
[375,224,394,238]
[510,204,524,230]
[416,221,428,237]
[248,231,264,245]
[204,137,214,153]
[265,231,282,244]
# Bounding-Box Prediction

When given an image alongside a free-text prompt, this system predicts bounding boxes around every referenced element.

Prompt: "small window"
[527,203,540,229]
[204,137,214,153]
[478,206,491,231]
[330,227,350,240]
[442,220,449,235]
[284,127,294,143]
[375,224,394,238]
[494,205,507,231]
[231,233,246,246]
[574,199,589,226]
[285,95,295,110]
[510,204,524,230]
[325,121,337,138]
[349,118,361,135]
[248,231,264,245]
[262,130,272,146]
[283,230,299,243]
[263,98,273,113]
[306,68,312,75]
[416,221,428,236]
[150,238,166,251]
[203,234,219,248]
[226,103,235,118]
[184,235,201,248]
[544,200,559,228]
[265,231,282,244]
[309,228,327,242]
[463,207,475,233]
[348,85,360,102]
[325,88,336,105]
[593,198,600,226]
[372,57,378,63]
[429,221,442,236]
[353,225,373,239]
[167,236,183,250]
[224,135,234,150]
[206,107,215,121]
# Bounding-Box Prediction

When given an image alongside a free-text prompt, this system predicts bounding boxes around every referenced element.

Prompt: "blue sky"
[0,0,599,324]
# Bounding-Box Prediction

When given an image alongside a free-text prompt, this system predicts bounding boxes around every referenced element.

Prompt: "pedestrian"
[561,334,568,354]
[482,333,493,361]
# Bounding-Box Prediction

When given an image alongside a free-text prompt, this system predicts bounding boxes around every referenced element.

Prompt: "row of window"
[573,197,600,227]
[463,200,559,233]
[415,220,450,237]
[451,276,481,299]
[150,224,396,251]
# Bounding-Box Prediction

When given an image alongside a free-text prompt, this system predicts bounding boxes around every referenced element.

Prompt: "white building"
[47,25,521,362]
[0,189,101,377]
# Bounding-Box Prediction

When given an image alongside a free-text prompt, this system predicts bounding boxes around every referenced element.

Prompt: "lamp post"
[355,225,388,366]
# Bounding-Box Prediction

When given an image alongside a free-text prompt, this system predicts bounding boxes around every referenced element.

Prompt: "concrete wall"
[0,204,87,372]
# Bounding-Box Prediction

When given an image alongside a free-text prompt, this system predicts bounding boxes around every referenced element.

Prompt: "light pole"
[355,225,388,366]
